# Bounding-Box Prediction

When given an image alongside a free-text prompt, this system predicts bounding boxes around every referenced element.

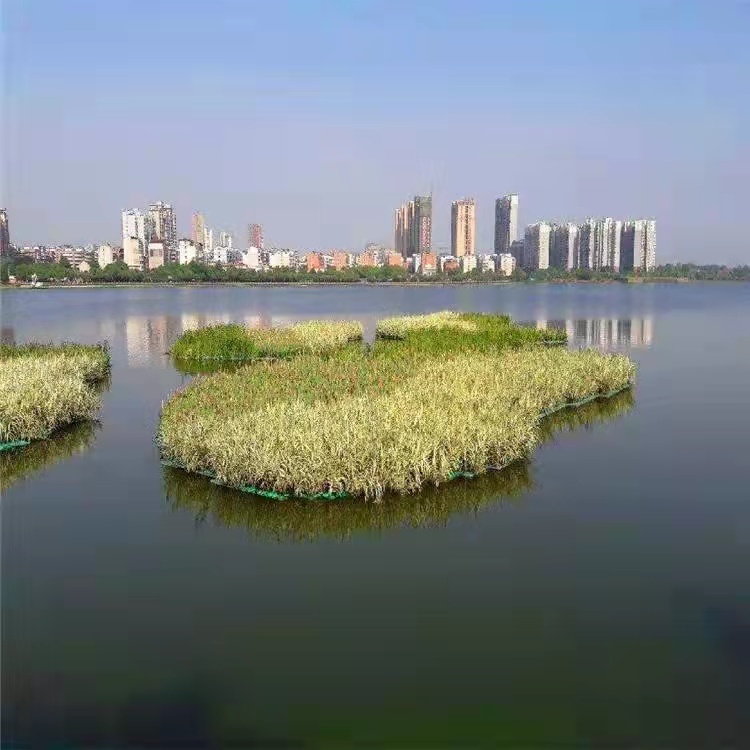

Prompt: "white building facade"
[523,222,552,270]
[177,239,198,265]
[498,253,517,276]
[97,244,115,267]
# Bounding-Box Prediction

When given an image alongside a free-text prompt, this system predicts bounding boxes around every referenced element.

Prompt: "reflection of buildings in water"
[536,319,566,333]
[535,317,654,349]
[125,318,140,365]
[97,319,118,344]
[125,311,377,365]
[125,315,183,366]
[569,317,654,348]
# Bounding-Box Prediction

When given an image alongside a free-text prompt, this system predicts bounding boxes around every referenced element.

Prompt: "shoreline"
[1,277,739,290]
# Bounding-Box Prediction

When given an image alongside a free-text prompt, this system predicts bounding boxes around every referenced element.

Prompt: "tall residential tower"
[394,195,432,257]
[248,223,264,249]
[450,198,476,257]
[0,208,10,255]
[191,212,206,250]
[494,194,519,254]
[149,202,177,260]
[394,205,410,258]
[621,219,656,271]
[523,222,552,270]
[121,208,152,259]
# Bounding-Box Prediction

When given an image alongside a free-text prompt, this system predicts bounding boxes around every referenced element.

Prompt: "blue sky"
[4,0,749,262]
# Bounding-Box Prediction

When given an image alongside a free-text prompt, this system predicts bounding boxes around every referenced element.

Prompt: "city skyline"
[0,196,676,273]
[3,2,748,264]
[6,194,657,275]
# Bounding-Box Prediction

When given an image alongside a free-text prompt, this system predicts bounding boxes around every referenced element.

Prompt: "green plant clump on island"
[159,312,634,501]
[164,390,633,542]
[170,319,364,363]
[0,342,110,445]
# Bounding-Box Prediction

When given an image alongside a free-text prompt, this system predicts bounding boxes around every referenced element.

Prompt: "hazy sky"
[4,0,749,262]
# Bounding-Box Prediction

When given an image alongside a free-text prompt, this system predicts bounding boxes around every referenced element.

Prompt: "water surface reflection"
[1,422,99,493]
[532,316,654,349]
[105,312,656,371]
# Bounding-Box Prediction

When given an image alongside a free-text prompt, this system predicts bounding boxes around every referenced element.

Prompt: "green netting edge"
[538,384,631,418]
[159,458,347,502]
[159,382,632,500]
[0,440,31,452]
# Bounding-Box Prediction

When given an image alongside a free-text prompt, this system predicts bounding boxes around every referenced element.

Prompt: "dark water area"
[2,283,749,748]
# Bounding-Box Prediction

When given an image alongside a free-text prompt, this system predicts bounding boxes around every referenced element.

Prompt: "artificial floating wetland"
[0,342,110,450]
[158,312,635,500]
[165,389,634,541]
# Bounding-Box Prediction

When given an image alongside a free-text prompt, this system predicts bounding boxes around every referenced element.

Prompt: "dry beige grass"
[376,311,479,338]
[0,344,109,443]
[159,345,635,500]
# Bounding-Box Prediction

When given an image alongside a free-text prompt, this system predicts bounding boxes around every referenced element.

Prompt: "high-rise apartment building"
[394,205,410,258]
[584,217,623,270]
[149,202,176,258]
[248,223,264,249]
[590,217,619,270]
[608,220,622,270]
[450,198,476,257]
[412,196,432,256]
[218,231,233,248]
[123,236,143,270]
[204,227,214,254]
[121,208,152,255]
[494,194,519,254]
[577,218,596,270]
[523,222,552,270]
[0,208,10,255]
[395,195,432,257]
[191,212,206,249]
[549,223,579,269]
[621,219,656,271]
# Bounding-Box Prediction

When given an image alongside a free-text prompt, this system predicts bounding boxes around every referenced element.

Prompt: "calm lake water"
[2,283,749,748]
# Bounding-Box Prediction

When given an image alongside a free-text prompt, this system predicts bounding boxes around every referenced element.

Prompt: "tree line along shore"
[2,259,749,286]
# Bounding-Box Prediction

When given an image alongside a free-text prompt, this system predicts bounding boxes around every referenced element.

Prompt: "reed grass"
[375,311,482,338]
[159,317,635,499]
[0,342,110,443]
[164,390,633,541]
[0,342,110,382]
[170,319,363,363]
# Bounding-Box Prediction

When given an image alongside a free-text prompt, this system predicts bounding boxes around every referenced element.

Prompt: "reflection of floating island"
[158,313,635,501]
[1,421,99,492]
[165,391,634,542]
[0,343,110,450]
